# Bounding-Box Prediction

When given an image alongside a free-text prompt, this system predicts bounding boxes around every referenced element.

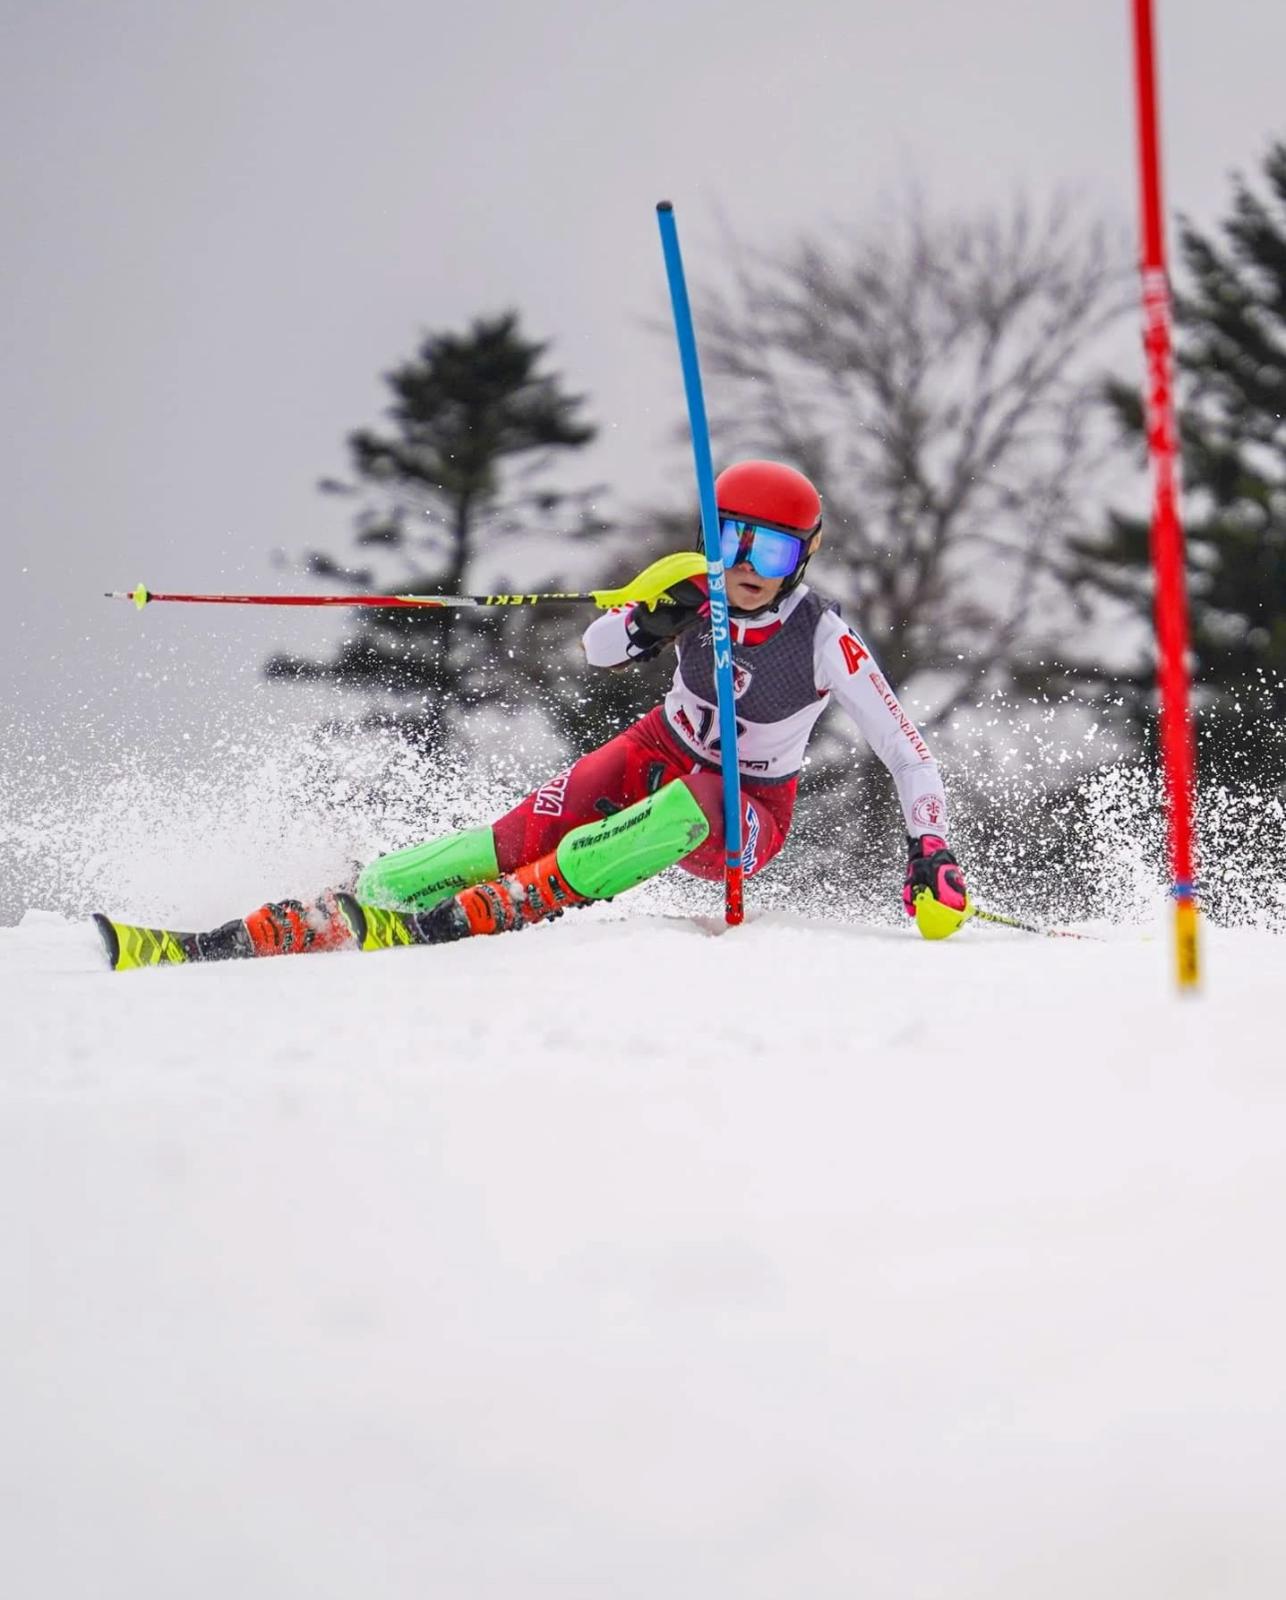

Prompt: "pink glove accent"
[902,834,968,916]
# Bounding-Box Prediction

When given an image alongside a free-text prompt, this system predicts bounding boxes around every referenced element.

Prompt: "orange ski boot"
[454,853,587,936]
[239,891,355,957]
[338,853,587,951]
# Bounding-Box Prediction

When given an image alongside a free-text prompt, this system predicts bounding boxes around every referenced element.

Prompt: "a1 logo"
[839,633,869,675]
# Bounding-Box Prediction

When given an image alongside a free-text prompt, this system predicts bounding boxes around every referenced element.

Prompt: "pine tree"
[268,312,632,748]
[1066,141,1286,782]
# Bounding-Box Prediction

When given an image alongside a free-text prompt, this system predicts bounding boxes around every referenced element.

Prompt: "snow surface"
[3,901,1285,1599]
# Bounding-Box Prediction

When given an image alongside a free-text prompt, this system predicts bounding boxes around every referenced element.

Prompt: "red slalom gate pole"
[1131,0,1200,991]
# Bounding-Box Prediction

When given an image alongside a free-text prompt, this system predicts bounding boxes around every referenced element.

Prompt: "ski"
[94,894,383,970]
[93,914,198,971]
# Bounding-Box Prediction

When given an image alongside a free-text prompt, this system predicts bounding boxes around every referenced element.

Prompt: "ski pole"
[657,198,744,928]
[969,906,1102,942]
[106,552,707,614]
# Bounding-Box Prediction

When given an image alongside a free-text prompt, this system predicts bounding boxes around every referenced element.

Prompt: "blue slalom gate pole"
[655,200,744,925]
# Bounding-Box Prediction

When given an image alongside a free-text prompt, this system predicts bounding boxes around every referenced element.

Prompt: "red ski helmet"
[714,460,823,535]
[713,460,823,612]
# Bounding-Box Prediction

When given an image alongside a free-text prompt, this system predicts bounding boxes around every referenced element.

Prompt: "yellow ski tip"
[913,888,974,941]
[335,893,416,952]
[591,551,706,610]
[92,913,190,970]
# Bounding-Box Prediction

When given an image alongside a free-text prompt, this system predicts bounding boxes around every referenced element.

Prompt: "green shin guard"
[355,825,500,911]
[554,781,710,901]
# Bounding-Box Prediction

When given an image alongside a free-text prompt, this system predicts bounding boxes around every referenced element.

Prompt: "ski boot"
[337,851,584,951]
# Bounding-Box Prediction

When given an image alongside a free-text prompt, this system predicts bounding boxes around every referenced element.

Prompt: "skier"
[94,460,969,970]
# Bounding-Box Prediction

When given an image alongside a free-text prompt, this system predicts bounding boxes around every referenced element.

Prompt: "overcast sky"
[4,0,1286,738]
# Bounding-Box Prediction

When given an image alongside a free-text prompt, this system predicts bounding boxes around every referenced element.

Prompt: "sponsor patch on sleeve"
[869,671,932,760]
[839,632,869,675]
[912,793,946,829]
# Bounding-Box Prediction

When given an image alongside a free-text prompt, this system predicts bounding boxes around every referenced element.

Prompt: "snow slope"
[3,905,1284,1600]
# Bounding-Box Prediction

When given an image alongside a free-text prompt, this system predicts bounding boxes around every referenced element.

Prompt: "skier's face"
[725,532,821,610]
[725,564,784,609]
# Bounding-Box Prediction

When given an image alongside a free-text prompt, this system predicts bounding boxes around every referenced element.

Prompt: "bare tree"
[640,194,1133,893]
[698,195,1132,734]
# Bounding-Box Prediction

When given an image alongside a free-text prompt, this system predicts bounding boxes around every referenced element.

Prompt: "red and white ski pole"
[105,553,706,615]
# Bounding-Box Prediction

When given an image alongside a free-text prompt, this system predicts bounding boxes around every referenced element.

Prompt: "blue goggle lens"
[718,518,808,580]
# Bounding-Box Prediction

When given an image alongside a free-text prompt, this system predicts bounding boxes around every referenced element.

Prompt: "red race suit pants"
[491,707,796,882]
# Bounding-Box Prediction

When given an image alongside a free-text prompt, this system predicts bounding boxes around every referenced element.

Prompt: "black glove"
[624,578,708,657]
[902,833,968,918]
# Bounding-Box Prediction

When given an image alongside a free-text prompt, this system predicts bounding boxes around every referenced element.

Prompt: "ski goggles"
[718,517,811,580]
